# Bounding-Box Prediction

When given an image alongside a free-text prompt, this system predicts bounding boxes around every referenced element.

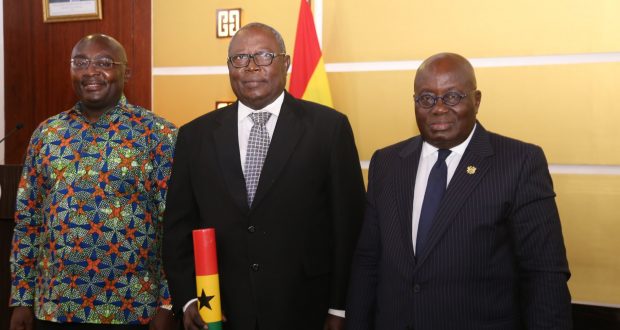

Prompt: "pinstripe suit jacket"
[346,123,572,330]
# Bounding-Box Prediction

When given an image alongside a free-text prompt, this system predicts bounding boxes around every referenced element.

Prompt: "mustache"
[81,78,106,85]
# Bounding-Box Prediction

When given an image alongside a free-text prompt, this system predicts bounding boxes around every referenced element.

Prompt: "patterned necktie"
[416,149,451,256]
[245,112,272,206]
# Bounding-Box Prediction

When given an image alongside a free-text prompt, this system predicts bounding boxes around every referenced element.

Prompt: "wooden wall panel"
[3,0,151,164]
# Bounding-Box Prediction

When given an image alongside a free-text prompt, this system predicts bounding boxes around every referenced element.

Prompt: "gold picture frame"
[43,0,102,23]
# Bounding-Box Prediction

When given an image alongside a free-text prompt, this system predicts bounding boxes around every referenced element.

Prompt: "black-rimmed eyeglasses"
[227,52,286,68]
[71,58,126,70]
[414,90,477,109]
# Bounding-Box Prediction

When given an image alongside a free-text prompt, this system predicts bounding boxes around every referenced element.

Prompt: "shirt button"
[250,263,260,272]
[247,225,256,233]
[413,284,421,293]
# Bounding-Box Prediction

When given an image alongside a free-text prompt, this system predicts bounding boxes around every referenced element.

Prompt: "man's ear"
[124,66,132,81]
[284,54,291,71]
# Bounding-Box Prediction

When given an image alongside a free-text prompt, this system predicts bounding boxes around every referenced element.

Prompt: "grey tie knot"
[249,112,271,126]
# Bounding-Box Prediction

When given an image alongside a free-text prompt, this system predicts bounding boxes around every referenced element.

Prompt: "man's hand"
[149,308,178,330]
[324,314,345,330]
[9,306,35,330]
[184,301,209,330]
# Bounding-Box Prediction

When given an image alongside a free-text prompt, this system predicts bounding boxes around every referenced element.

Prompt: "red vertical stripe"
[193,228,218,276]
[289,0,322,98]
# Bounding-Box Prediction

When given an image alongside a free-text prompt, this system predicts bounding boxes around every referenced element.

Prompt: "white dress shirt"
[411,124,477,252]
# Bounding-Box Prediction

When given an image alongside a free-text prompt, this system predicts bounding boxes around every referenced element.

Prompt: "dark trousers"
[36,320,149,330]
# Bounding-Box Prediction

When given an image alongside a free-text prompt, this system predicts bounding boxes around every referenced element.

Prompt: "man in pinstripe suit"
[346,53,572,329]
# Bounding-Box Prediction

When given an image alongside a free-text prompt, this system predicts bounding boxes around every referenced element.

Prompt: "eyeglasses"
[414,90,477,109]
[70,58,126,70]
[227,52,286,68]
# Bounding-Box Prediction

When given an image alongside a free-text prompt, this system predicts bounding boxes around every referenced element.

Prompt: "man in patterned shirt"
[9,34,178,330]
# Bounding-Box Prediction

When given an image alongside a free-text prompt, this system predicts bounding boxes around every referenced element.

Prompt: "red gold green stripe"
[193,228,222,324]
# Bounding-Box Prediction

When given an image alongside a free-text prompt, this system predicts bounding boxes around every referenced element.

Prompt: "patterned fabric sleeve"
[10,124,46,306]
[149,119,177,306]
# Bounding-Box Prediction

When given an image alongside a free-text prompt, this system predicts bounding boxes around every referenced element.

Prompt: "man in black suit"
[163,22,365,330]
[346,53,572,329]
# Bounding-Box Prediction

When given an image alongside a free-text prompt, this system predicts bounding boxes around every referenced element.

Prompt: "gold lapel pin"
[466,166,477,175]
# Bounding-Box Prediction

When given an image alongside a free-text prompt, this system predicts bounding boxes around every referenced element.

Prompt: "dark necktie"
[244,112,271,206]
[416,149,451,256]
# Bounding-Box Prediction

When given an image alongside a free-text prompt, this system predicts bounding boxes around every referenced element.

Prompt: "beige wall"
[153,0,620,305]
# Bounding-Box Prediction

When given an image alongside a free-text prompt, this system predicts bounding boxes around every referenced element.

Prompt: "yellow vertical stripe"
[195,274,222,322]
[302,57,333,108]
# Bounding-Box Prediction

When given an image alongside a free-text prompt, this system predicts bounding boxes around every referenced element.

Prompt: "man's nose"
[245,57,260,71]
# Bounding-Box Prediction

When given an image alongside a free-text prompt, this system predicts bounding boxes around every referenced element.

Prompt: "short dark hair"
[228,22,286,55]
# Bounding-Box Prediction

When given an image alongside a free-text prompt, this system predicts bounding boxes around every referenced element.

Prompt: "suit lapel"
[212,103,250,212]
[251,93,304,208]
[415,124,494,268]
[395,137,423,266]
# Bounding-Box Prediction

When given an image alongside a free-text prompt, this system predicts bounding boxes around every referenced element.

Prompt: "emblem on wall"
[216,9,241,38]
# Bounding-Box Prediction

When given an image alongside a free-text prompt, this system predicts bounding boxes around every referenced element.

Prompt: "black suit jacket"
[346,124,571,330]
[163,92,365,330]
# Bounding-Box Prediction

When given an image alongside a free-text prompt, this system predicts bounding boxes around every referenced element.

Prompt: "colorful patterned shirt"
[10,96,177,325]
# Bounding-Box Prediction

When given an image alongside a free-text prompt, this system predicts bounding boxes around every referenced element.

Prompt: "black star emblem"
[198,289,215,310]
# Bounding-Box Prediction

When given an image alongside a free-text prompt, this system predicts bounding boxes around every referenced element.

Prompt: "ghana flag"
[289,0,333,107]
[193,228,223,330]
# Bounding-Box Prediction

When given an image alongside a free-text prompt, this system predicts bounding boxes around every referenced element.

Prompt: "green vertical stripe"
[207,321,223,330]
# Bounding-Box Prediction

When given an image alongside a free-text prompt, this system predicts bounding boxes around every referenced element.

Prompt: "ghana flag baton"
[193,228,223,329]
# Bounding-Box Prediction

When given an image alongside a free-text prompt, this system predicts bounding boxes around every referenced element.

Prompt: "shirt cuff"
[183,298,198,312]
[328,308,345,318]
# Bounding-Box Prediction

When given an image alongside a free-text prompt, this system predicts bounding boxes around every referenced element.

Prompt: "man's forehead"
[73,40,120,57]
[416,62,472,84]
[232,29,276,45]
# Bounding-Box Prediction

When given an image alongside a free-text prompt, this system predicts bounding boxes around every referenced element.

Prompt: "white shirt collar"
[421,123,477,158]
[237,92,285,123]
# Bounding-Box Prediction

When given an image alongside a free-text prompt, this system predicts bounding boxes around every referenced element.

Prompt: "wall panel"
[554,174,620,305]
[3,0,151,164]
[154,0,299,67]
[154,75,234,126]
[475,62,620,165]
[324,0,620,62]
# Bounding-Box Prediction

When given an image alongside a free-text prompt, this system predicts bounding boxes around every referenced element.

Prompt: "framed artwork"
[43,0,102,23]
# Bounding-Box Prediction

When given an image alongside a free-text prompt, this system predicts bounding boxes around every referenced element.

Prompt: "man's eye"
[256,53,272,59]
[421,95,435,101]
[95,61,113,68]
[445,94,459,101]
